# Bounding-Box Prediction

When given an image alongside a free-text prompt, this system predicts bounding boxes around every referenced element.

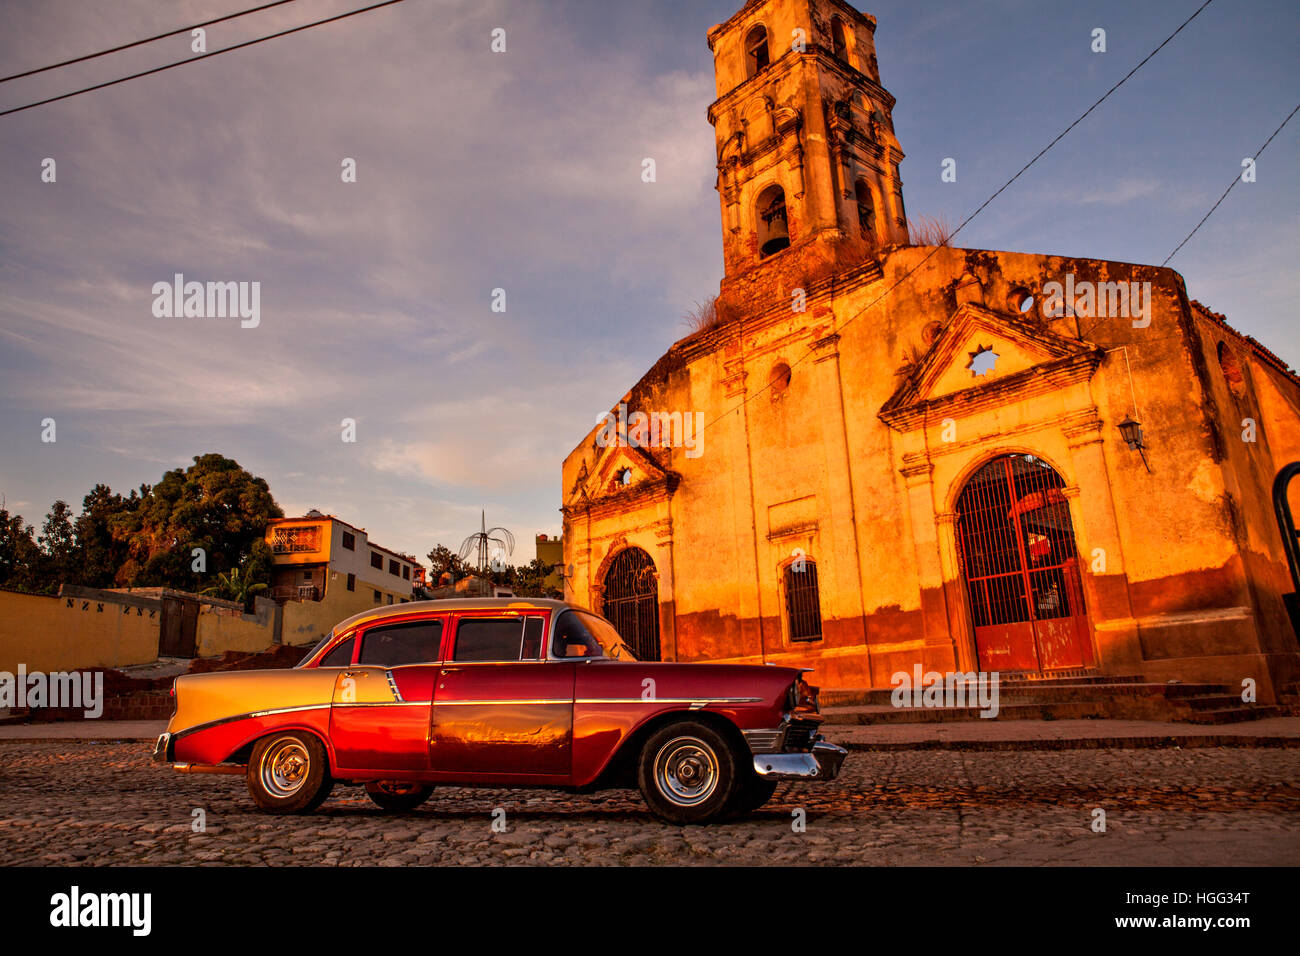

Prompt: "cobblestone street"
[1,741,1297,865]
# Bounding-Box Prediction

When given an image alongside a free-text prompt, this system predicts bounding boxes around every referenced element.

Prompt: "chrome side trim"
[433,698,571,706]
[742,728,784,754]
[575,697,763,706]
[385,669,404,701]
[428,697,762,707]
[332,701,428,708]
[170,703,331,740]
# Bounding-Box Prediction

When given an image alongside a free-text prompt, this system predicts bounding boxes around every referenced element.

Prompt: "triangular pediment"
[566,439,671,509]
[880,302,1102,430]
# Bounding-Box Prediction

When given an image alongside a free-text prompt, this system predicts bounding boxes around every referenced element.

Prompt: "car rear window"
[452,617,536,662]
[359,619,443,666]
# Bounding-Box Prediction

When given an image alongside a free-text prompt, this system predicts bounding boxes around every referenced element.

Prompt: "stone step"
[822,692,1280,724]
[1178,705,1282,725]
[822,681,1235,708]
[823,701,1109,724]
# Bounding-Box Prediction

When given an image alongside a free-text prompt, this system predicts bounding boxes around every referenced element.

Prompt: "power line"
[702,0,1217,432]
[1162,102,1300,266]
[0,0,405,119]
[0,0,301,84]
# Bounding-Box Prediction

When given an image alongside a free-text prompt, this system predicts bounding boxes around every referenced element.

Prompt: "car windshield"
[552,610,638,661]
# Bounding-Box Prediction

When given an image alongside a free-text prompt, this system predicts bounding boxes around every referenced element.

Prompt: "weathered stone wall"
[562,242,1300,698]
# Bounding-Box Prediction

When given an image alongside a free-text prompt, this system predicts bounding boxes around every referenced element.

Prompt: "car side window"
[452,617,542,663]
[319,636,355,668]
[359,619,443,667]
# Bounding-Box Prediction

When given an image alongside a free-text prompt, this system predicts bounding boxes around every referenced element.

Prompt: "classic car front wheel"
[637,721,739,824]
[365,781,433,812]
[246,732,334,814]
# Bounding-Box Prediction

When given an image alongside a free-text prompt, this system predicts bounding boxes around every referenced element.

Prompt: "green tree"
[71,483,136,588]
[111,454,282,591]
[0,508,45,592]
[202,564,269,608]
[424,543,468,586]
[38,500,76,584]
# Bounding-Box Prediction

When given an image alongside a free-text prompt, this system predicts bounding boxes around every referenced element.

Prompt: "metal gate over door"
[601,548,661,661]
[955,454,1093,673]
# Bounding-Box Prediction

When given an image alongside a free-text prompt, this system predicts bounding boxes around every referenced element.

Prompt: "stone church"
[560,0,1300,699]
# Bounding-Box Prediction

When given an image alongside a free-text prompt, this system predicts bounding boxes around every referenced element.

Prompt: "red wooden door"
[956,455,1094,673]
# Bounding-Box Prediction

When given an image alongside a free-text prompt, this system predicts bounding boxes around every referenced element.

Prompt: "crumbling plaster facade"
[561,0,1300,698]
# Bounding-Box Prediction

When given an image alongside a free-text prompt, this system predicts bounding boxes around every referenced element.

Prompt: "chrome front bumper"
[752,740,847,781]
[152,732,172,763]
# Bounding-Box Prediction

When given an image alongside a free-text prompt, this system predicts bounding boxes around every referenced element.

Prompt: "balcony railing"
[269,527,321,554]
[271,585,320,602]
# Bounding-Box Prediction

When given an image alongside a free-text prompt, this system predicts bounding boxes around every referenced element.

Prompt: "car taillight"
[793,677,820,712]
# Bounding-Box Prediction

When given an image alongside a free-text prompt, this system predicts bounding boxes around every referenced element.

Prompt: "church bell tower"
[706,0,908,279]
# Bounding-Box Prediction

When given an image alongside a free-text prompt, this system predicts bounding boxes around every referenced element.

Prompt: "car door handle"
[439,667,462,675]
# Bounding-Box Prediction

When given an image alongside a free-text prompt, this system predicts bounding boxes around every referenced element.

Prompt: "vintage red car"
[153,598,846,823]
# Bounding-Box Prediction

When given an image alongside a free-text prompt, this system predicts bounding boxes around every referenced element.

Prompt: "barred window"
[784,561,822,642]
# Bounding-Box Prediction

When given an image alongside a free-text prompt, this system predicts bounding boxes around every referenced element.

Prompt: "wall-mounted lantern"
[1118,416,1150,472]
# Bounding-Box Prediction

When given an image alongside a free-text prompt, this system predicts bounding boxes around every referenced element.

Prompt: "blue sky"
[1,0,1296,565]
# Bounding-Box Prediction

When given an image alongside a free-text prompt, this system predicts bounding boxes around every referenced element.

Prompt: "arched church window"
[854,179,875,239]
[831,17,849,64]
[756,184,790,257]
[745,25,770,77]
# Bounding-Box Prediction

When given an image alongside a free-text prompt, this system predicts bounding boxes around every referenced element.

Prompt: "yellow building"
[536,534,565,594]
[561,0,1300,700]
[266,512,422,616]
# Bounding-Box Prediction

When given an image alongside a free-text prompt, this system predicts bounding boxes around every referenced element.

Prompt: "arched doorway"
[955,454,1093,673]
[601,547,661,661]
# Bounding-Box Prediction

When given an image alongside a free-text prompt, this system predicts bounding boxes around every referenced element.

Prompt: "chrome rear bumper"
[152,732,171,763]
[752,740,847,781]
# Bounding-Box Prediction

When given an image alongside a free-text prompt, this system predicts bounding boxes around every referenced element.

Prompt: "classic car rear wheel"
[637,721,738,824]
[365,781,433,812]
[246,732,333,814]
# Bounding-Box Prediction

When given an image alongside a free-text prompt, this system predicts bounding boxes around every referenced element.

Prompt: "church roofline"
[1190,299,1299,384]
[707,0,876,52]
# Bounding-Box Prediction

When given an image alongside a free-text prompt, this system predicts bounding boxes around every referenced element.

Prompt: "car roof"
[330,597,582,637]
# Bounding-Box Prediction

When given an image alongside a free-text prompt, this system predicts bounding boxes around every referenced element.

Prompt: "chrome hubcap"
[654,736,719,806]
[260,738,310,798]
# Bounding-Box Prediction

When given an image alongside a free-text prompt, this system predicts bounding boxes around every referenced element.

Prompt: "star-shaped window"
[967,345,999,378]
